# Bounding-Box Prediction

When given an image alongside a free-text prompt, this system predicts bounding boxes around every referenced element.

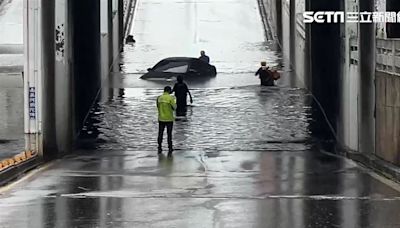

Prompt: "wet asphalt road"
[1,0,400,227]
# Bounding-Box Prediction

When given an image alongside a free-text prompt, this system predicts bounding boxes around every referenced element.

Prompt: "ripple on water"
[79,86,313,152]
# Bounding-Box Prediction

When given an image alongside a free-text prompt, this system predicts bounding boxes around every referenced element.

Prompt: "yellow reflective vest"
[157,92,176,122]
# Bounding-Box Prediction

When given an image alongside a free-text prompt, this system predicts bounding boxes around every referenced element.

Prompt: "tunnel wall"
[260,0,279,42]
[259,0,400,168]
[70,0,134,142]
[24,0,135,158]
[70,0,134,143]
[259,0,309,88]
[41,0,57,159]
[308,0,343,140]
[69,0,102,136]
[100,0,113,102]
[358,0,376,155]
[54,0,72,157]
[376,71,400,164]
[338,0,359,152]
[260,0,342,139]
[374,4,400,165]
[258,0,357,146]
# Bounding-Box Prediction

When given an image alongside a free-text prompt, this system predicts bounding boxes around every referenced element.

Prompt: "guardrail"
[376,38,400,75]
[123,0,137,39]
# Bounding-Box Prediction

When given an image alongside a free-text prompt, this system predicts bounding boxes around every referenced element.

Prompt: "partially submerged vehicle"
[140,57,217,80]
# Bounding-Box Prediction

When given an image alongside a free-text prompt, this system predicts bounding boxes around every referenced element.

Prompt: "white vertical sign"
[23,0,42,153]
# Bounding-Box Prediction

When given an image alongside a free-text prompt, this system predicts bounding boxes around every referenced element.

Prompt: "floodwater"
[1,0,400,227]
[113,0,283,89]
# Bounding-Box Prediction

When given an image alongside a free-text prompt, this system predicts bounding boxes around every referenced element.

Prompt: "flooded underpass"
[82,86,312,153]
[1,0,400,227]
[80,0,311,154]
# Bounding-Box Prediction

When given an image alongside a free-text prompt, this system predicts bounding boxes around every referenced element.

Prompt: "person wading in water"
[172,75,193,116]
[255,61,274,86]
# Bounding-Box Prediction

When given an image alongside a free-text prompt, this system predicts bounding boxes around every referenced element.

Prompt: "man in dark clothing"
[172,75,193,116]
[199,50,210,63]
[255,61,274,86]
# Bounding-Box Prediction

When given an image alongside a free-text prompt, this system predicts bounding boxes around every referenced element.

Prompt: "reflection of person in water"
[172,75,193,116]
[255,61,274,86]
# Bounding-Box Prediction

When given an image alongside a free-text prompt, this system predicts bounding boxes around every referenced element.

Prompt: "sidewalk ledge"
[345,150,400,182]
[0,156,41,187]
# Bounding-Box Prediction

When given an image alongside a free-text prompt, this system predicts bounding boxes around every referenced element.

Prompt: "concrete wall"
[259,0,400,167]
[261,0,280,41]
[375,39,400,164]
[376,71,400,164]
[338,0,359,151]
[41,0,57,158]
[23,0,134,158]
[70,0,102,136]
[293,0,308,88]
[371,1,400,165]
[54,0,72,157]
[100,0,112,101]
[260,0,308,88]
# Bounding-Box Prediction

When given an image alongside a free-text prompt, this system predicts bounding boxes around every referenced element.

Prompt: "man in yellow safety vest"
[157,86,177,156]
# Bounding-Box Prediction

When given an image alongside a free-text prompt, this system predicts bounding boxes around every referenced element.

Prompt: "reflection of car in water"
[140,57,217,80]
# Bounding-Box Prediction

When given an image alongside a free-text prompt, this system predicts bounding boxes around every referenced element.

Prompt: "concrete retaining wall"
[259,0,308,88]
[376,71,400,165]
[38,0,135,158]
[259,0,400,173]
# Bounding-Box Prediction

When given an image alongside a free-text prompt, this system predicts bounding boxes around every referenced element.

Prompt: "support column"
[276,0,283,42]
[41,0,57,160]
[55,0,72,156]
[70,0,101,134]
[23,0,43,155]
[25,0,72,159]
[358,0,376,154]
[118,0,124,49]
[307,0,343,141]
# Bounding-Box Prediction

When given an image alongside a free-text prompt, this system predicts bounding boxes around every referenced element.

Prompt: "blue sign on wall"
[29,87,36,120]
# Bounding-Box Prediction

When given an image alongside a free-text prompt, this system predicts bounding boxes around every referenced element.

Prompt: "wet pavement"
[1,0,400,227]
[0,0,24,160]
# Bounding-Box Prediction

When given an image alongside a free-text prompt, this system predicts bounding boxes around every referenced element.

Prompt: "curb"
[0,152,42,187]
[314,139,400,184]
[346,151,400,183]
[327,142,400,184]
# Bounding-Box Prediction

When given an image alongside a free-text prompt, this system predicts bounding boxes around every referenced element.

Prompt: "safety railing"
[350,37,359,65]
[123,0,137,39]
[376,38,400,75]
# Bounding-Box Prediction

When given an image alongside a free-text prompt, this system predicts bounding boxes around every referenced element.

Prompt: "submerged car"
[140,57,217,80]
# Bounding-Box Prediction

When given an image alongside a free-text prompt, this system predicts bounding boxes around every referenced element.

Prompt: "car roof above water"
[162,57,198,62]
